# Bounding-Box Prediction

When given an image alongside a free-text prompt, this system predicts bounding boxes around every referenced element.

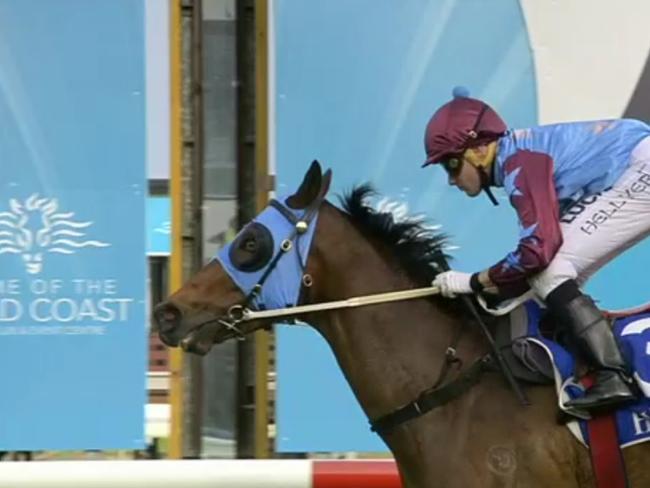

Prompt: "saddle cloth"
[502,300,650,448]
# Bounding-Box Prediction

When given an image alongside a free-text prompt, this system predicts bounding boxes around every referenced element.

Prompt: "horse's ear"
[287,160,331,209]
[320,168,333,198]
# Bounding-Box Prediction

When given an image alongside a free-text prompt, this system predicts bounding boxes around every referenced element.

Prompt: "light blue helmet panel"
[214,195,320,310]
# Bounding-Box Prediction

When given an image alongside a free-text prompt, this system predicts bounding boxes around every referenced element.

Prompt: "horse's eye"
[243,238,257,252]
[229,222,274,272]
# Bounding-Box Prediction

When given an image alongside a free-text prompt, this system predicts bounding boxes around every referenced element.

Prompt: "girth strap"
[369,355,493,435]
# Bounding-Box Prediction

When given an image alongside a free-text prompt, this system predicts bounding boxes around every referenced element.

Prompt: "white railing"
[0,459,400,488]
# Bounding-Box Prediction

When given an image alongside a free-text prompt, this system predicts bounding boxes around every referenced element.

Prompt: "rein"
[224,285,442,324]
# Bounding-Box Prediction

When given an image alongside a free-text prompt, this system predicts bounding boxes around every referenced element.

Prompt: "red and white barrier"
[0,459,401,488]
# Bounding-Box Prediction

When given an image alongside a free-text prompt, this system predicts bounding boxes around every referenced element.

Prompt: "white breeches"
[529,136,650,299]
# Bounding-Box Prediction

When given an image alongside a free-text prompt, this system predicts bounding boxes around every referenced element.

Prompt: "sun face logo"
[0,194,110,274]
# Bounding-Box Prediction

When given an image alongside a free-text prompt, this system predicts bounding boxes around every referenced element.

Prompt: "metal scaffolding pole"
[235,0,257,459]
[235,0,271,458]
[180,0,205,458]
[167,0,185,460]
[168,0,204,459]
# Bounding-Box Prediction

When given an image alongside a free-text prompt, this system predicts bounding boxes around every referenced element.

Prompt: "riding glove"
[433,271,473,297]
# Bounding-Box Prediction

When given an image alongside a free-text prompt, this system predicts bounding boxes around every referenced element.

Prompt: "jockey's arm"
[482,151,564,290]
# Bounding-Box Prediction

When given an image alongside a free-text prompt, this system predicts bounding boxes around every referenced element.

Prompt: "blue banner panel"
[0,0,147,450]
[274,0,537,452]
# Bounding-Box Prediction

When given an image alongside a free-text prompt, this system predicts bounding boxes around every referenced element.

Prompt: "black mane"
[339,185,450,286]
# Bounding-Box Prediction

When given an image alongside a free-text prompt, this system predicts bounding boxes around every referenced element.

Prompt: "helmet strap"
[483,185,499,206]
[479,166,499,206]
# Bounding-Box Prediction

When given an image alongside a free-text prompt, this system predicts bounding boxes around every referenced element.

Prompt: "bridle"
[213,190,326,340]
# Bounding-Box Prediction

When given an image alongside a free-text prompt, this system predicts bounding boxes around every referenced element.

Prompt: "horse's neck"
[307,206,485,422]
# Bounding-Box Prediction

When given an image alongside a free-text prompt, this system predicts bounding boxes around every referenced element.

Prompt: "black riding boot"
[546,281,636,412]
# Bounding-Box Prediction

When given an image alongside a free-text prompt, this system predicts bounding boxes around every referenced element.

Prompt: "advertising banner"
[0,0,147,450]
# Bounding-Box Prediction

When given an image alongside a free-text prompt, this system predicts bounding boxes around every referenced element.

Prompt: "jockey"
[427,86,650,413]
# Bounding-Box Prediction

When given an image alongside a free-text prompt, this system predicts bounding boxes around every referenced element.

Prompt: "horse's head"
[154,161,332,355]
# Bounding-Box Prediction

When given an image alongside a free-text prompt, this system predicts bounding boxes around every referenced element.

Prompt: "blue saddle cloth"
[514,300,650,448]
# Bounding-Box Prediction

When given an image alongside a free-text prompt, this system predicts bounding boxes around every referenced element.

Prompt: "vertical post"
[236,0,272,460]
[167,0,184,460]
[180,0,205,458]
[254,0,271,459]
[235,0,257,459]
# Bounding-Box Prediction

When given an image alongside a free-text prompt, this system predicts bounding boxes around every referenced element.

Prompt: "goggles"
[441,155,464,176]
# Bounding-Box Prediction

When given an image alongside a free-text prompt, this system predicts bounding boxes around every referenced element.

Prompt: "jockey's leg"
[546,279,636,411]
[527,137,650,411]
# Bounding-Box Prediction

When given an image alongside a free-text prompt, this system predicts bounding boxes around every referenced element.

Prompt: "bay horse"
[154,161,650,487]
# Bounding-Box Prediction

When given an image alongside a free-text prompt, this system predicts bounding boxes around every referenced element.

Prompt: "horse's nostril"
[162,311,176,322]
[154,302,182,333]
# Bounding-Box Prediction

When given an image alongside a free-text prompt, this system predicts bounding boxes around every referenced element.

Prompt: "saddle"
[495,303,556,385]
[495,298,650,388]
[492,296,650,438]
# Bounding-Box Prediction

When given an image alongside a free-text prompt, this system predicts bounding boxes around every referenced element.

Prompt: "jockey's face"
[444,154,482,197]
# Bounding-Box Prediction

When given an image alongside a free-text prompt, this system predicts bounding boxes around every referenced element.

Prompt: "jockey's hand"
[433,271,473,298]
